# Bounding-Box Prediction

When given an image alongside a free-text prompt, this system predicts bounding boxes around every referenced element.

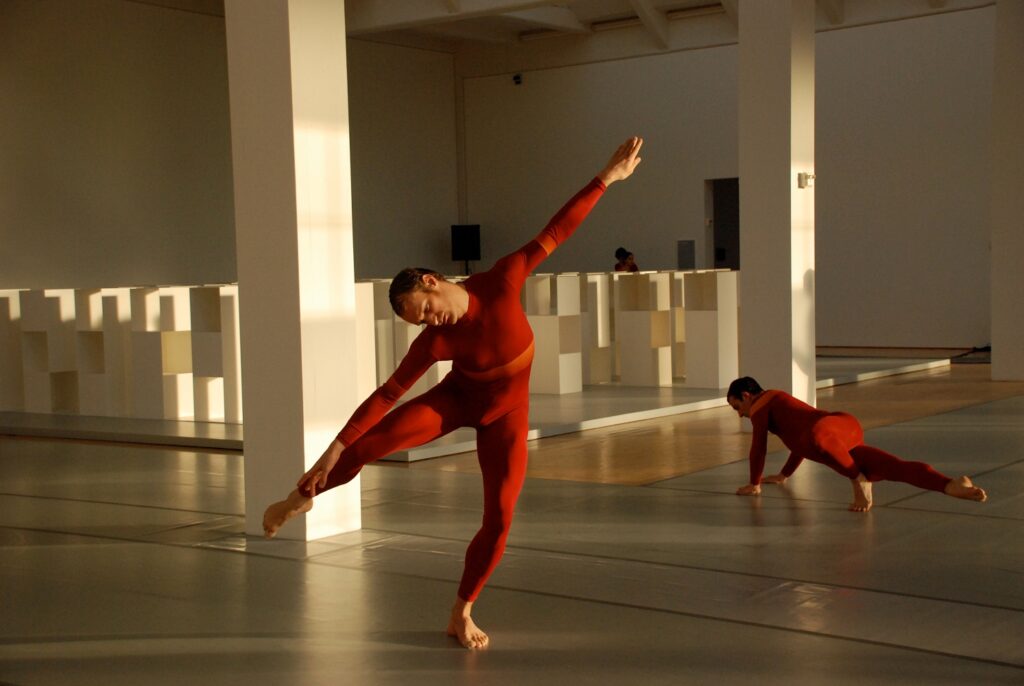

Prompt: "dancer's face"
[400,276,459,327]
[728,392,755,418]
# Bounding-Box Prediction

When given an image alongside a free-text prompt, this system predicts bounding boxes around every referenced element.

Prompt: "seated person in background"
[727,376,987,512]
[614,246,639,272]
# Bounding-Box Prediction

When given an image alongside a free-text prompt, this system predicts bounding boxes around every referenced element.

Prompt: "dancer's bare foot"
[762,473,787,485]
[447,599,489,649]
[262,489,313,538]
[850,475,872,512]
[944,475,987,502]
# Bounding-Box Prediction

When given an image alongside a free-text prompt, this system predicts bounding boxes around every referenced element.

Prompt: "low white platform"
[0,356,950,459]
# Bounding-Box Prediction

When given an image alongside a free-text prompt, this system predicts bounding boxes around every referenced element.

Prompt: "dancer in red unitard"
[263,137,644,649]
[727,376,987,512]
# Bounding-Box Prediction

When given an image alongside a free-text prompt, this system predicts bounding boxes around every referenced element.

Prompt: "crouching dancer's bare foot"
[944,475,987,502]
[850,474,873,512]
[262,489,313,538]
[447,599,489,649]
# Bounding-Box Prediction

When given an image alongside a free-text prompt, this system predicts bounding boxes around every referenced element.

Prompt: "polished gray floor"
[2,394,1023,684]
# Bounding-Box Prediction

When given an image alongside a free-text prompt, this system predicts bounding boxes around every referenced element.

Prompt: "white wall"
[0,3,997,348]
[463,47,738,276]
[0,0,235,289]
[815,11,993,347]
[461,8,994,347]
[346,40,460,279]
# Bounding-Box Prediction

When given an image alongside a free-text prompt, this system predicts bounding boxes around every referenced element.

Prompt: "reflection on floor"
[1,363,1022,684]
[0,355,950,459]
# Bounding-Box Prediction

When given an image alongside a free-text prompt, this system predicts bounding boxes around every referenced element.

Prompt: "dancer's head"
[389,267,462,326]
[726,376,764,418]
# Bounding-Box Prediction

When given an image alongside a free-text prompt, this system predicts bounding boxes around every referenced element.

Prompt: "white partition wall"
[0,291,24,411]
[524,273,583,394]
[684,271,739,389]
[580,272,613,384]
[615,273,673,387]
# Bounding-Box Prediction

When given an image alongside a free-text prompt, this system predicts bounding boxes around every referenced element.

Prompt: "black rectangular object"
[451,224,481,261]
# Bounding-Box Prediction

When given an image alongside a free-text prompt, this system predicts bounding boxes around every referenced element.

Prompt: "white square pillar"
[738,0,816,403]
[226,0,363,539]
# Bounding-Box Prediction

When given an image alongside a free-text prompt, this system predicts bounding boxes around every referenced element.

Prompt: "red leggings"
[787,413,951,491]
[306,377,529,602]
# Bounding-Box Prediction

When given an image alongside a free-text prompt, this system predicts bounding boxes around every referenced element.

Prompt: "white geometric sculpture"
[668,271,688,379]
[614,273,673,387]
[579,272,613,384]
[20,289,78,413]
[524,273,582,394]
[0,290,24,411]
[393,315,451,397]
[130,286,194,420]
[190,285,242,423]
[368,279,395,386]
[683,270,739,389]
[75,288,131,417]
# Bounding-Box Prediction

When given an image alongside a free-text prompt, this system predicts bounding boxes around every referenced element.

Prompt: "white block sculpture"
[683,270,739,389]
[368,279,395,386]
[668,271,688,379]
[130,286,194,419]
[614,273,673,387]
[524,273,582,394]
[20,289,78,413]
[393,317,451,396]
[579,273,613,384]
[0,291,24,411]
[74,288,132,417]
[189,285,242,423]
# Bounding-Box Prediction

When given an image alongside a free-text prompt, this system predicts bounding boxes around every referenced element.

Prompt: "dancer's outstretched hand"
[297,439,343,497]
[597,136,643,186]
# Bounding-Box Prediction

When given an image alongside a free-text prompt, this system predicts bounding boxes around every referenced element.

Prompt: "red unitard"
[302,177,607,602]
[747,390,951,491]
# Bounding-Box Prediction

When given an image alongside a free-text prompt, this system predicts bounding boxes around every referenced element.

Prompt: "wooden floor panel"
[395,365,1024,486]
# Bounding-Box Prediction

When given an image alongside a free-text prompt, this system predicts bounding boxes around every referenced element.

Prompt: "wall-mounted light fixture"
[797,172,815,189]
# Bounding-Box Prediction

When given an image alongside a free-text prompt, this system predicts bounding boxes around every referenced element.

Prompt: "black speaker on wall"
[451,224,481,274]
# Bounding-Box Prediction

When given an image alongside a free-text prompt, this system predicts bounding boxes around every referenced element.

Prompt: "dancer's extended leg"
[263,381,468,537]
[448,405,529,649]
[849,445,986,501]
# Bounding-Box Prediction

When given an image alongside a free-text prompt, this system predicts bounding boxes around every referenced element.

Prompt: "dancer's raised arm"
[508,136,643,279]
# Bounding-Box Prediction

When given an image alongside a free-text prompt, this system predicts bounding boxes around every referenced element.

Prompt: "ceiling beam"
[346,0,551,35]
[627,0,669,49]
[506,6,588,34]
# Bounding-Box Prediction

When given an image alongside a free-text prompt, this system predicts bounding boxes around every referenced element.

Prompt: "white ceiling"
[130,0,987,55]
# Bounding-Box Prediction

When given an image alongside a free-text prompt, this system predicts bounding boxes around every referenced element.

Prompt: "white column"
[738,1,816,403]
[991,0,1024,380]
[225,0,362,540]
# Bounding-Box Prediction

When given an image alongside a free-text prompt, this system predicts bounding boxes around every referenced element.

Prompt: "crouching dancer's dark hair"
[727,376,764,401]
